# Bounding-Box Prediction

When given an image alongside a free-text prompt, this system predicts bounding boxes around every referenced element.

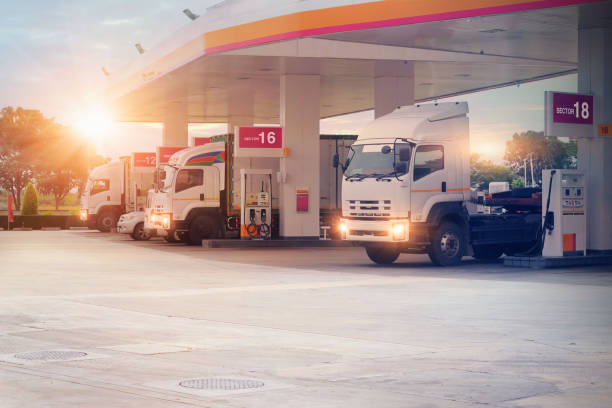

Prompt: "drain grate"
[14,351,87,361]
[179,378,265,391]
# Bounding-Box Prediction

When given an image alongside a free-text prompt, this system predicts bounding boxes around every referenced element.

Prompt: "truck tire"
[178,231,192,244]
[130,222,151,241]
[188,215,218,245]
[365,246,400,265]
[164,231,180,243]
[96,210,118,232]
[472,244,504,260]
[428,222,466,266]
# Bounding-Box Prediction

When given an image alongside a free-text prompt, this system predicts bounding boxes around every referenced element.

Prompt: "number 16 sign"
[235,126,284,157]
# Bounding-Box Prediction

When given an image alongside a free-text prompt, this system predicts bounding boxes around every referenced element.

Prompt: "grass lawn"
[0,190,80,215]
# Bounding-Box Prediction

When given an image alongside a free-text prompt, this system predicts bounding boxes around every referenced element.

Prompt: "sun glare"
[471,141,506,162]
[73,107,113,141]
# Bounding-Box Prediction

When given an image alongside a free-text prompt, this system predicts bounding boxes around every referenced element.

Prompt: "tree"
[21,181,39,215]
[470,153,517,191]
[0,106,104,210]
[0,107,51,208]
[504,131,577,186]
[35,123,87,210]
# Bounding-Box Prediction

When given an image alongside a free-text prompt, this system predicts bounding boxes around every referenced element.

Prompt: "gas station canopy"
[104,0,611,123]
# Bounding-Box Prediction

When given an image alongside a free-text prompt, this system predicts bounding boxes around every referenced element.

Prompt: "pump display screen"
[344,143,411,179]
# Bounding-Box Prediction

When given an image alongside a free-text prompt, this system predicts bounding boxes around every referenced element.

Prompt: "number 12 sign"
[235,126,284,157]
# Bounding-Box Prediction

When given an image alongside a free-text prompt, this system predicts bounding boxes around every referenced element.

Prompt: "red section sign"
[194,137,211,146]
[133,152,156,167]
[157,146,185,164]
[552,93,593,125]
[238,127,282,149]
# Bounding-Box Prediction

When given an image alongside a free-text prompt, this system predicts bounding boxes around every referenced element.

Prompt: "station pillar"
[577,27,612,252]
[162,101,188,147]
[279,74,320,239]
[374,62,415,118]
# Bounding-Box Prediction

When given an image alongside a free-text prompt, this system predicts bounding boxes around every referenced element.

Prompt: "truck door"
[410,144,447,222]
[173,168,205,221]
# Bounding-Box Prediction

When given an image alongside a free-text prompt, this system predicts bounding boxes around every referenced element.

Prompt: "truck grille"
[348,200,392,217]
[350,230,388,237]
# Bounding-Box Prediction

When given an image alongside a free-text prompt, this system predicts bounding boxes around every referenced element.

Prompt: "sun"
[73,107,113,142]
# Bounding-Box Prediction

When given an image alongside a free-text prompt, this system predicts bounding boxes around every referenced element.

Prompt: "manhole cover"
[14,351,87,361]
[179,378,265,390]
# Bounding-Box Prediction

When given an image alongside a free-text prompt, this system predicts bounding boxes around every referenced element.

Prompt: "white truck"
[339,102,541,266]
[147,134,354,243]
[80,153,156,232]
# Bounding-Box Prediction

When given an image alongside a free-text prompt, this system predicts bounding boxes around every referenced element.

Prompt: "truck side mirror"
[332,153,339,168]
[394,162,407,174]
[399,147,411,162]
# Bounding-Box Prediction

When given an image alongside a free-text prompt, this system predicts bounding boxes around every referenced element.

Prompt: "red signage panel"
[133,152,156,167]
[552,93,593,125]
[238,127,283,149]
[157,146,185,164]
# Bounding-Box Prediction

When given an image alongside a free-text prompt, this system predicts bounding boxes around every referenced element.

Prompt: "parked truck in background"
[339,102,541,266]
[80,153,156,232]
[147,134,355,243]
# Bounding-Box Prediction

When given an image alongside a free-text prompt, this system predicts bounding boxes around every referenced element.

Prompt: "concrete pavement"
[1,230,611,407]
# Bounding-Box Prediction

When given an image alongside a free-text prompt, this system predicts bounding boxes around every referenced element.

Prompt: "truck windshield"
[344,143,411,178]
[161,166,177,192]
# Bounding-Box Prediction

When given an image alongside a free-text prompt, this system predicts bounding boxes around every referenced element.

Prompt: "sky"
[1,1,577,164]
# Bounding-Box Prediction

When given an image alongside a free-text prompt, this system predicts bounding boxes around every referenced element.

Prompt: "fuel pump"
[240,169,273,240]
[542,169,587,257]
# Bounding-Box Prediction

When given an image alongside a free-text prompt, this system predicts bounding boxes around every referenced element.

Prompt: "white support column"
[577,27,612,252]
[162,101,188,147]
[374,62,415,118]
[279,74,321,239]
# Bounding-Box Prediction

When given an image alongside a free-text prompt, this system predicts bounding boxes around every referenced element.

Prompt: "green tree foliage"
[504,131,577,186]
[21,181,38,215]
[470,153,517,191]
[0,107,47,208]
[35,123,88,210]
[511,177,525,189]
[0,106,104,210]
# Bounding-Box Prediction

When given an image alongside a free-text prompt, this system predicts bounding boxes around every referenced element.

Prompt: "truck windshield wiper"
[375,172,397,181]
[345,173,368,181]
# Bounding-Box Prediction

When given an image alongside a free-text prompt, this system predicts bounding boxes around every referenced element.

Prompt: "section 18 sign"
[552,93,593,125]
[545,91,594,138]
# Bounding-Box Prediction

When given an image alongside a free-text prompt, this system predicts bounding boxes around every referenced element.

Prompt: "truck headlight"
[339,219,348,239]
[80,209,88,221]
[161,214,171,229]
[392,222,407,241]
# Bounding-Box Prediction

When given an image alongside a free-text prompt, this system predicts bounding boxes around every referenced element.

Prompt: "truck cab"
[147,142,227,243]
[80,154,155,232]
[340,102,473,265]
[80,160,125,231]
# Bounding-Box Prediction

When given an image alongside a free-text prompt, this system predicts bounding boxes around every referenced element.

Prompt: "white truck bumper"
[340,218,409,243]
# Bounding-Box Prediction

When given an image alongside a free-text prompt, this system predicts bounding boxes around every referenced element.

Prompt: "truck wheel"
[164,231,180,243]
[96,210,118,232]
[189,215,218,245]
[365,246,400,265]
[131,222,151,241]
[472,244,504,260]
[428,222,466,266]
[178,231,192,244]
